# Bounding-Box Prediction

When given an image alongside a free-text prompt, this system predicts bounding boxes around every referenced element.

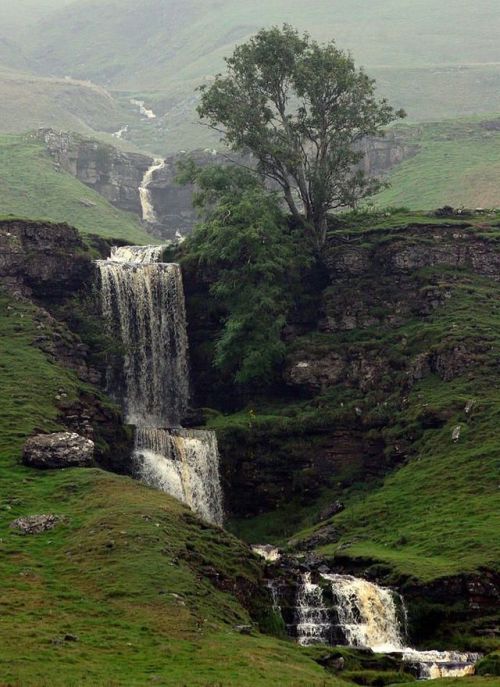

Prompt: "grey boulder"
[22,432,94,469]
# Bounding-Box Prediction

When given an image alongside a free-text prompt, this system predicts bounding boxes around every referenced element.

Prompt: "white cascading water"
[96,246,224,525]
[134,428,224,526]
[318,573,480,679]
[296,573,332,646]
[323,573,404,652]
[110,245,165,264]
[130,98,157,119]
[97,251,189,427]
[139,159,165,223]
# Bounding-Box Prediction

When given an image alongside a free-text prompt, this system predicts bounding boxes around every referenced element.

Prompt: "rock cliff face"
[356,132,419,175]
[282,225,500,396]
[37,129,151,215]
[220,428,387,518]
[36,129,418,237]
[0,219,92,298]
[0,218,132,469]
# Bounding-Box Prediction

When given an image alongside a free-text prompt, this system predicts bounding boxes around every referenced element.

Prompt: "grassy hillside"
[205,212,500,584]
[30,0,500,89]
[27,0,500,145]
[0,0,497,152]
[374,118,500,209]
[0,133,153,242]
[0,66,133,136]
[0,289,347,686]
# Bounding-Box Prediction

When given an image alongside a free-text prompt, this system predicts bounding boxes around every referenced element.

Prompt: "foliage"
[180,162,310,385]
[198,24,404,246]
[476,652,500,677]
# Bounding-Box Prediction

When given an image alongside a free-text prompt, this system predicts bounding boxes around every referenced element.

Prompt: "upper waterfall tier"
[96,249,189,428]
[139,159,165,223]
[110,245,165,264]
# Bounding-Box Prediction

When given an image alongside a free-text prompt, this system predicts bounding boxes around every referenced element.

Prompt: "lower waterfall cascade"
[96,245,224,525]
[292,572,480,679]
[296,573,332,647]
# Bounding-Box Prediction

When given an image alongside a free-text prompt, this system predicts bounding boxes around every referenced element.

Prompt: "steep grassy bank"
[0,133,152,242]
[374,118,500,209]
[187,211,500,585]
[0,241,342,685]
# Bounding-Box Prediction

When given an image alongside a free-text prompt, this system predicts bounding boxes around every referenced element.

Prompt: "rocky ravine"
[0,219,132,470]
[37,129,419,237]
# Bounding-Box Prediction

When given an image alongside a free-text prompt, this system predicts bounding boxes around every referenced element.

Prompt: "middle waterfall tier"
[134,428,224,526]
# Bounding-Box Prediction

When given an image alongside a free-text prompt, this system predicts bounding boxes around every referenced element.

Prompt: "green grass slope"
[375,118,500,209]
[0,133,152,242]
[0,293,343,685]
[0,66,132,136]
[208,213,500,584]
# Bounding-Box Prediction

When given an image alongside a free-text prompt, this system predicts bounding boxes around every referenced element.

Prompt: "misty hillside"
[25,0,500,89]
[0,0,499,135]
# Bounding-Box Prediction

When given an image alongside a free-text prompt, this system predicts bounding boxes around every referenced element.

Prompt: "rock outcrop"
[37,129,151,215]
[10,514,61,535]
[0,219,92,299]
[22,432,95,469]
[36,129,419,237]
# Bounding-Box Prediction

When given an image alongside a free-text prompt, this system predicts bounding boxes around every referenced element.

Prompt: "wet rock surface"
[22,432,95,469]
[38,128,151,216]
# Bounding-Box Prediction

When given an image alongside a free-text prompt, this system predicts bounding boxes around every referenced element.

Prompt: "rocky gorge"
[0,210,498,681]
[36,128,419,238]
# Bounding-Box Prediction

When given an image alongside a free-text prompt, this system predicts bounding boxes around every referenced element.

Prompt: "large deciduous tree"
[178,162,308,386]
[198,24,405,248]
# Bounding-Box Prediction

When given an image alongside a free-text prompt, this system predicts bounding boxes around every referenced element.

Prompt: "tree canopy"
[179,162,308,386]
[198,24,405,248]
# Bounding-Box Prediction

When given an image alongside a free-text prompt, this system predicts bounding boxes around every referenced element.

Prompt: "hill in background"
[0,0,500,154]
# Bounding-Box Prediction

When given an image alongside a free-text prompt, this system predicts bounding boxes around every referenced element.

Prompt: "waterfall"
[319,573,480,679]
[139,159,165,223]
[296,573,331,646]
[112,125,128,139]
[110,245,165,264]
[96,245,224,525]
[130,98,157,119]
[322,573,404,652]
[97,253,189,427]
[134,428,224,526]
[252,545,281,562]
